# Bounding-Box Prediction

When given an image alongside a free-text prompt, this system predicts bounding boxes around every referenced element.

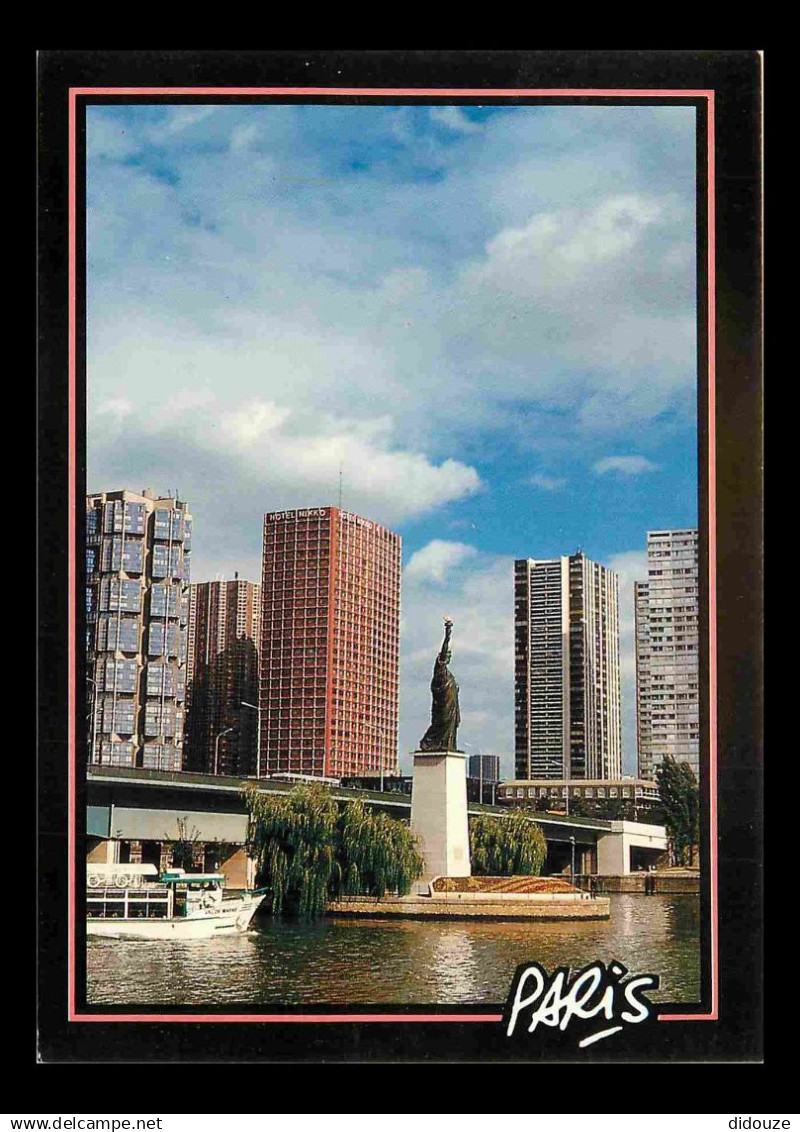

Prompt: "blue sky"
[86,102,698,774]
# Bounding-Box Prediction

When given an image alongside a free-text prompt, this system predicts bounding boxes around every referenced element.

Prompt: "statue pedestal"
[410,749,471,880]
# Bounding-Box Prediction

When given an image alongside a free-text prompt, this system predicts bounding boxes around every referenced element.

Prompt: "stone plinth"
[409,749,471,879]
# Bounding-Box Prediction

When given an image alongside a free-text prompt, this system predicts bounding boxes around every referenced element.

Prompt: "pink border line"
[660,92,718,1024]
[67,85,718,1026]
[68,89,77,1022]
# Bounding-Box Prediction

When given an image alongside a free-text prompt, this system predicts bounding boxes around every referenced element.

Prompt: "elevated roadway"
[86,765,666,876]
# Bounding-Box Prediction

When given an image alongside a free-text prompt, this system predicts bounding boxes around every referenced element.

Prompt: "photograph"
[36,50,762,1064]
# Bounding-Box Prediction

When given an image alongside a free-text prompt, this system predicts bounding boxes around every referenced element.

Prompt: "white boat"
[87,863,267,939]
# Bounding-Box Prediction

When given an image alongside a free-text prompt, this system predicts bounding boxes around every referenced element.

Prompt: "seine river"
[86,894,700,1006]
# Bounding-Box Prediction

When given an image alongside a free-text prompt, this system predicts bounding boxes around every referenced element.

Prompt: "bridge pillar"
[596,821,669,875]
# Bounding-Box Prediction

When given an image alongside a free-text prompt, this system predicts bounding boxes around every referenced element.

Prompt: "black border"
[38,49,762,1064]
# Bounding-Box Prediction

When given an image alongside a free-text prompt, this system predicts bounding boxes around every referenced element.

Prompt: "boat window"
[87,891,170,919]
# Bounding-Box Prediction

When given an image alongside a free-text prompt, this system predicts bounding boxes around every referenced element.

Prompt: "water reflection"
[427,929,480,1001]
[87,894,701,1007]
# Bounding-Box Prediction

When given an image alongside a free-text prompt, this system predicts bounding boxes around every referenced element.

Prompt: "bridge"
[86,765,667,885]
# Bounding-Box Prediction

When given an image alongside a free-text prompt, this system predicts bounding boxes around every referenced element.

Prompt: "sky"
[86,101,698,776]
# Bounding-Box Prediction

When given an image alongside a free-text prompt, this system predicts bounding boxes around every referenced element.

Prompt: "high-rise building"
[634,529,700,779]
[260,506,401,780]
[468,753,501,785]
[514,552,622,781]
[185,577,261,776]
[85,489,192,770]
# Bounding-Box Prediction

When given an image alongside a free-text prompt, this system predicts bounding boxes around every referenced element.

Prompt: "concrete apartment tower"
[634,529,700,779]
[259,506,401,779]
[185,577,261,776]
[86,489,192,770]
[514,552,622,781]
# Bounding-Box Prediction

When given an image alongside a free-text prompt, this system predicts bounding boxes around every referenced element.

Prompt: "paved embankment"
[326,893,611,921]
[588,872,700,894]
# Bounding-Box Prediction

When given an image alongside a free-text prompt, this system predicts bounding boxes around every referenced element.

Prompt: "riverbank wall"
[326,893,611,921]
[578,872,700,894]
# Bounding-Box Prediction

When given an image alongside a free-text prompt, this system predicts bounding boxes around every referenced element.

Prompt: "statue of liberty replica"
[419,617,461,752]
[411,616,470,877]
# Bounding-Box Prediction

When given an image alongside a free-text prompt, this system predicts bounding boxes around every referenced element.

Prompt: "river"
[86,894,700,1006]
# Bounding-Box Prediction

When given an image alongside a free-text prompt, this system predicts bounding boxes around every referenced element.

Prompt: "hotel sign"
[340,511,373,530]
[266,508,329,522]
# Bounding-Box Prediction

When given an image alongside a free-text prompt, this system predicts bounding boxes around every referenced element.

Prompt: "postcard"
[36,49,763,1064]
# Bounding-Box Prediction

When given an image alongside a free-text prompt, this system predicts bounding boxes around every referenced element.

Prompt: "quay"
[327,875,611,921]
[327,896,611,921]
[575,870,700,895]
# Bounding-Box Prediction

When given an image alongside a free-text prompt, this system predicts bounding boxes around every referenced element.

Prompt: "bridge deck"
[86,765,613,846]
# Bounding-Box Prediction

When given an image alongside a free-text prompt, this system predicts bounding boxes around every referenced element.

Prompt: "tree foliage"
[244,783,425,917]
[469,812,547,876]
[566,794,588,817]
[656,755,700,865]
[164,817,202,871]
[679,761,700,866]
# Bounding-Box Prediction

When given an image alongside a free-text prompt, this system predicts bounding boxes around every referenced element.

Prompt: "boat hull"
[87,895,265,940]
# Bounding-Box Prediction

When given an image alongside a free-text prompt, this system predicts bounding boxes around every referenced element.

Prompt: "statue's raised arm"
[438,618,453,662]
[419,617,461,752]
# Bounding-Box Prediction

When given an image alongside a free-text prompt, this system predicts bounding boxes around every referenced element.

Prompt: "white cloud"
[593,455,659,476]
[88,391,482,579]
[405,540,478,584]
[87,117,140,161]
[95,397,133,420]
[430,106,481,135]
[148,106,216,141]
[527,473,566,492]
[87,106,697,477]
[229,123,260,154]
[222,401,292,446]
[84,105,696,781]
[469,194,664,293]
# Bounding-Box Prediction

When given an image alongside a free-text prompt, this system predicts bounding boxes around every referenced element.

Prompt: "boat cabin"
[160,869,226,917]
[87,863,227,921]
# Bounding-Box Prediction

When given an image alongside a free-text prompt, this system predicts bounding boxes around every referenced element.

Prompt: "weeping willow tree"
[469,812,546,876]
[244,784,424,917]
[338,797,425,899]
[245,784,339,916]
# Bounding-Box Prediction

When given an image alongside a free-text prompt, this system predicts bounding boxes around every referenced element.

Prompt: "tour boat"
[86,863,267,939]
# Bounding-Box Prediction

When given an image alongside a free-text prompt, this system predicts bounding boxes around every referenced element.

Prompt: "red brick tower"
[260,507,401,779]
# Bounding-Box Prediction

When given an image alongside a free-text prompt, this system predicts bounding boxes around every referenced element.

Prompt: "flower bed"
[431,875,578,895]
